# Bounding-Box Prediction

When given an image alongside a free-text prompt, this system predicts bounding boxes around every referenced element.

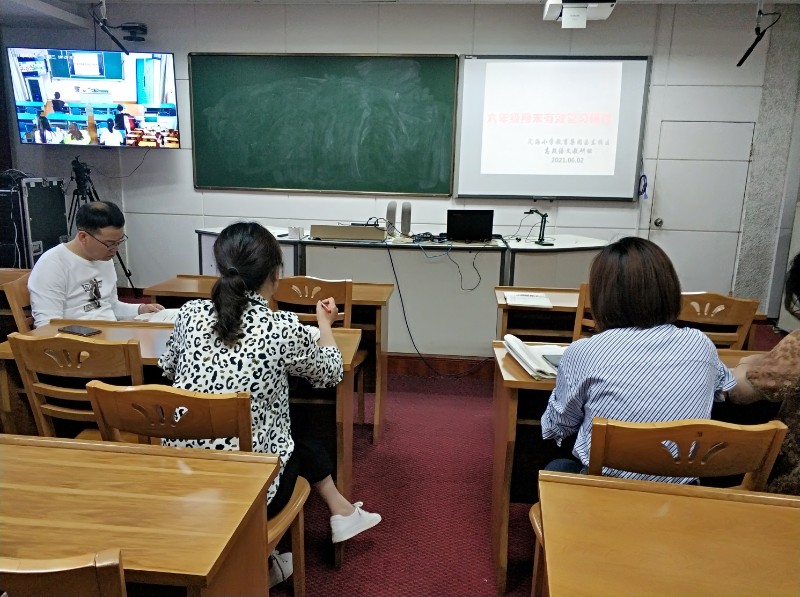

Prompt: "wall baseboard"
[387,353,494,380]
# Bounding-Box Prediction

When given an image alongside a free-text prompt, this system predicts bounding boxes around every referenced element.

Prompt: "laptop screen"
[446,210,494,242]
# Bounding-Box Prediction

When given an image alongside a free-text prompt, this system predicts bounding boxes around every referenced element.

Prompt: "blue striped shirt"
[541,324,736,484]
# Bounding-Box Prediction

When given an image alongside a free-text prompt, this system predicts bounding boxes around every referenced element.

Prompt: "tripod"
[67,157,136,289]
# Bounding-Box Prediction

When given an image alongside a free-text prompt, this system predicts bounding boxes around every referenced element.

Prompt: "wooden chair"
[0,548,126,597]
[2,272,33,333]
[7,333,144,440]
[86,381,309,597]
[678,292,759,350]
[270,276,369,429]
[529,417,788,597]
[571,282,595,341]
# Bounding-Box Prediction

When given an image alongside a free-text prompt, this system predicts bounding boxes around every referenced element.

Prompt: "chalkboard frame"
[189,53,459,196]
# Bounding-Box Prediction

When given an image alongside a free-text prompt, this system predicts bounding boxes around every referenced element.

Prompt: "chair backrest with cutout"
[2,271,33,332]
[0,548,126,597]
[87,381,253,451]
[270,275,353,327]
[678,292,759,350]
[7,333,144,437]
[588,417,787,491]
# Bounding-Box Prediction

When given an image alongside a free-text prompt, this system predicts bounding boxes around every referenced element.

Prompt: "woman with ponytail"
[159,222,381,588]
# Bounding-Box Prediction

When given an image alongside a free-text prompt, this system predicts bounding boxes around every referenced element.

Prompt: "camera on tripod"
[71,157,91,193]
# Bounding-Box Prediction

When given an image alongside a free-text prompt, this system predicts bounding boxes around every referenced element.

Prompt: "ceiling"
[0,0,778,29]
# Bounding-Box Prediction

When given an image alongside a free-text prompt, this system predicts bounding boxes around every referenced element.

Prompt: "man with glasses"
[28,201,163,328]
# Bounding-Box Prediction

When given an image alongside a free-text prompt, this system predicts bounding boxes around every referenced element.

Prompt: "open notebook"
[503,334,565,380]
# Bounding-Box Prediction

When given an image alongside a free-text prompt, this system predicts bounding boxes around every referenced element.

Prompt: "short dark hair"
[75,201,125,233]
[589,237,681,331]
[785,252,800,317]
[106,118,115,131]
[212,222,283,344]
[54,92,61,99]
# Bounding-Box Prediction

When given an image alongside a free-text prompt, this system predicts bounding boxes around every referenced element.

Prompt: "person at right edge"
[158,222,381,589]
[729,252,800,495]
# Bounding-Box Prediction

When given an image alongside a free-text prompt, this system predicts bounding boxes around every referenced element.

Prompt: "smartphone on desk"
[57,324,102,337]
[543,354,562,370]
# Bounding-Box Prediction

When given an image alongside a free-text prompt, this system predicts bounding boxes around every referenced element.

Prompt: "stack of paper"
[504,292,553,308]
[503,334,565,380]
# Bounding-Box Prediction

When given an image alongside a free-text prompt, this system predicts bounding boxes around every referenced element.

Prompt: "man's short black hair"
[76,201,125,233]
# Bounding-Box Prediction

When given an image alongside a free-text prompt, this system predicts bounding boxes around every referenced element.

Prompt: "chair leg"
[334,542,344,569]
[532,537,547,597]
[356,368,365,426]
[291,510,305,597]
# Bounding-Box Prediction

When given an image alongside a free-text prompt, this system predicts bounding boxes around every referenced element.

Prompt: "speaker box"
[385,201,397,236]
[401,201,412,235]
[0,178,68,268]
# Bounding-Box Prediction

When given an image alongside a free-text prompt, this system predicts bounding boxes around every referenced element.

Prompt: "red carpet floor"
[272,374,502,597]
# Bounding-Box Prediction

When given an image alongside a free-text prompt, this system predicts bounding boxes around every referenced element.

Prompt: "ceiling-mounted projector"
[544,0,615,28]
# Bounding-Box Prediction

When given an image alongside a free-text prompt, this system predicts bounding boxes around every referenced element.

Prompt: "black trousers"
[267,406,333,517]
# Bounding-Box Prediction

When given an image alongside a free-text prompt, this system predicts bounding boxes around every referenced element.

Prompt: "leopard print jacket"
[158,292,343,503]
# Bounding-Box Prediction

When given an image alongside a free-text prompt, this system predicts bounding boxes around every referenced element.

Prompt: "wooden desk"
[495,287,579,342]
[490,341,766,595]
[539,471,800,597]
[497,285,767,349]
[0,321,361,500]
[0,434,279,596]
[143,275,394,443]
[0,269,30,320]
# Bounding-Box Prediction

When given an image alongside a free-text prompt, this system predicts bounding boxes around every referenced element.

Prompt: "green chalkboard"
[189,54,458,195]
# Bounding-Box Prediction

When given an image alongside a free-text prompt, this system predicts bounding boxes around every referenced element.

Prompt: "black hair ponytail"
[211,222,283,345]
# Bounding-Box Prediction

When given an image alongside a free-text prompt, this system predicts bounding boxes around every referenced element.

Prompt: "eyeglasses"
[81,230,128,248]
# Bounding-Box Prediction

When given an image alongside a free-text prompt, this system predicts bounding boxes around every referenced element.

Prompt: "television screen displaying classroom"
[7,47,180,149]
[458,56,649,201]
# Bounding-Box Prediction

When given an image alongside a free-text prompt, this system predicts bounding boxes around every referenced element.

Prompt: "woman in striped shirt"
[541,237,735,483]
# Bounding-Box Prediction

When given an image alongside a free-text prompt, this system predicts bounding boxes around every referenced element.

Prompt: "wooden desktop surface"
[0,268,29,287]
[495,287,579,312]
[144,275,394,306]
[0,321,360,499]
[490,341,767,595]
[0,434,279,595]
[0,320,360,369]
[539,471,800,597]
[143,275,394,444]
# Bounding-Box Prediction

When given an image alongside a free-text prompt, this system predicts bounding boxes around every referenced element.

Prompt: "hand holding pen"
[316,297,338,325]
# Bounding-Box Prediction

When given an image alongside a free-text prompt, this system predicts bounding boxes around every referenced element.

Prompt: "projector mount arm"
[89,1,129,55]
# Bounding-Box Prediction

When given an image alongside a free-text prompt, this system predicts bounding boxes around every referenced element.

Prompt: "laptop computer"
[446,209,494,242]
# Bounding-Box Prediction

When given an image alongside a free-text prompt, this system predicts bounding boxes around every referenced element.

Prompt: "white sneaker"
[330,501,382,543]
[268,550,293,588]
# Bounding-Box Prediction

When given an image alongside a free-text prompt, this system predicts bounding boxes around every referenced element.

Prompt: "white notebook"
[503,334,565,379]
[504,291,553,309]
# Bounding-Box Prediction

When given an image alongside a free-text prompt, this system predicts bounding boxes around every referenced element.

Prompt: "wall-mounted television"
[7,47,180,149]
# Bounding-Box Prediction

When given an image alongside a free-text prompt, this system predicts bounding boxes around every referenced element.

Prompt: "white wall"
[4,3,794,304]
